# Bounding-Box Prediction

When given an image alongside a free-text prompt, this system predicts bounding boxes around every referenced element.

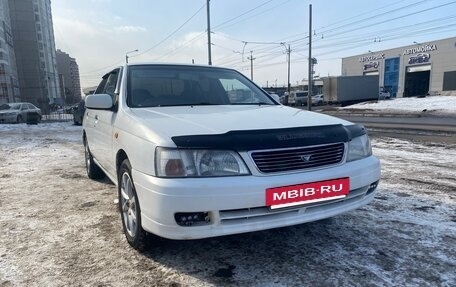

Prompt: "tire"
[118,159,149,251]
[16,115,22,123]
[84,137,104,179]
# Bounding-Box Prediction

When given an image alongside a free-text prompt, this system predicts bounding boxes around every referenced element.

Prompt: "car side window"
[28,104,35,109]
[21,104,28,110]
[103,71,119,99]
[95,77,108,94]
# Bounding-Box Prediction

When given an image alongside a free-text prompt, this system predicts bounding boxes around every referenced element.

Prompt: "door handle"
[95,115,99,120]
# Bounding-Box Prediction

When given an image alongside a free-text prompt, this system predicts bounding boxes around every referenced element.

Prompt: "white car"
[0,102,42,123]
[83,63,380,250]
[311,94,324,106]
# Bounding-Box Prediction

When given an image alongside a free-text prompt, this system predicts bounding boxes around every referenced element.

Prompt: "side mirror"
[85,94,113,110]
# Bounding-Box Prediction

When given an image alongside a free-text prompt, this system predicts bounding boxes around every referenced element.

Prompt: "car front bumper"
[133,155,381,240]
[0,114,18,123]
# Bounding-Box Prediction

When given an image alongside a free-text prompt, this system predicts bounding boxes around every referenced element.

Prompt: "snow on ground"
[339,96,456,114]
[0,122,455,286]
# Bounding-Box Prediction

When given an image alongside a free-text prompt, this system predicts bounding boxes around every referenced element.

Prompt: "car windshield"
[127,65,276,107]
[0,103,21,110]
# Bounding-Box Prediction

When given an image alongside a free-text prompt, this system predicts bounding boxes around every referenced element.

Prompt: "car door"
[85,76,108,165]
[19,104,29,120]
[93,69,120,176]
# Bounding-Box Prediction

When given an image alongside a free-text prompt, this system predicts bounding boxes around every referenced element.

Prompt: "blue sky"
[51,0,456,89]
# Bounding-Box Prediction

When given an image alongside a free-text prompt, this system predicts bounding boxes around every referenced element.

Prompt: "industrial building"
[342,36,456,98]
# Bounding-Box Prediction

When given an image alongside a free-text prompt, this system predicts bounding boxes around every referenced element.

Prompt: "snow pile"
[339,96,456,114]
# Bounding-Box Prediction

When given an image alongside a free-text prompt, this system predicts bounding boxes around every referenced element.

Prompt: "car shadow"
[139,217,377,286]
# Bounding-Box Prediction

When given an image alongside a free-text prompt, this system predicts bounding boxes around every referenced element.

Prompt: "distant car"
[378,88,391,100]
[73,101,86,125]
[311,94,324,106]
[289,90,308,106]
[267,93,280,103]
[280,92,289,105]
[0,102,42,123]
[408,53,430,65]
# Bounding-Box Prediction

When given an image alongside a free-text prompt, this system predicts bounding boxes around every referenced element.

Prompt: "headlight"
[155,147,250,177]
[346,134,372,162]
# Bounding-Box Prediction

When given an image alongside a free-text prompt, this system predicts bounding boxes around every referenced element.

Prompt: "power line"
[132,3,206,58]
[211,0,275,30]
[314,0,456,42]
[82,2,206,76]
[214,0,293,31]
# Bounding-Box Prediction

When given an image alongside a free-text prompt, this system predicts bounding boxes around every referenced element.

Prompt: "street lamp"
[125,49,139,64]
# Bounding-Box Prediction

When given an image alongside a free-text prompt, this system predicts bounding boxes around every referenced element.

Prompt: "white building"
[342,37,456,98]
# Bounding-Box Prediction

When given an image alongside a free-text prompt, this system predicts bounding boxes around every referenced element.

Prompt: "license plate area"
[266,178,350,210]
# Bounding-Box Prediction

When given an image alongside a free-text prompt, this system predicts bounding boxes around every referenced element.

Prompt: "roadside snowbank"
[339,96,456,114]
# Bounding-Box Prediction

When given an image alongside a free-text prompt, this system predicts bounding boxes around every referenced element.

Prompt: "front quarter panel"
[113,112,160,177]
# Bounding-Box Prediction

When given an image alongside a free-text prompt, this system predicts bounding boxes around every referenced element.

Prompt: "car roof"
[102,63,238,78]
[106,62,237,73]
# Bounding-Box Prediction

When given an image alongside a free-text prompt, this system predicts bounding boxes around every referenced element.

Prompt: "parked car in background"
[73,100,86,125]
[378,87,391,100]
[83,63,381,251]
[280,92,289,105]
[311,94,324,106]
[288,90,308,106]
[0,102,41,123]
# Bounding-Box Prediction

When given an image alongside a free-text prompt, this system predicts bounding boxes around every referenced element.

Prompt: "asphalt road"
[320,112,456,144]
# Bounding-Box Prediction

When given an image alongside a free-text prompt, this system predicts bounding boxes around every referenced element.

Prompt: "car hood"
[129,105,352,144]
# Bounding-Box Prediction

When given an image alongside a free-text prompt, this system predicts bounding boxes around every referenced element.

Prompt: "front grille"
[251,142,345,173]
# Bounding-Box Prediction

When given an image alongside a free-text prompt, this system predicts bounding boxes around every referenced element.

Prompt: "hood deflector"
[171,124,366,151]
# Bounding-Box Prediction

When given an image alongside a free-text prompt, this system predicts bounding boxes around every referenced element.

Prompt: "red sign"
[266,178,350,209]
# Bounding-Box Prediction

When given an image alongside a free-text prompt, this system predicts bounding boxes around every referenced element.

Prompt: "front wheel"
[119,159,149,251]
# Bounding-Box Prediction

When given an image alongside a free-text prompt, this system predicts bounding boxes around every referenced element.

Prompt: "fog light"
[175,212,210,226]
[367,181,379,195]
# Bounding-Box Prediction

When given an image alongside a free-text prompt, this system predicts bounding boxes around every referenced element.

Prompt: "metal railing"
[41,113,73,122]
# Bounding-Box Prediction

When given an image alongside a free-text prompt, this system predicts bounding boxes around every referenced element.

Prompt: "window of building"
[384,57,400,97]
[443,71,456,91]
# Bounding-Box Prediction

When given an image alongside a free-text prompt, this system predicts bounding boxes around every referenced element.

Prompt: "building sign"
[359,54,385,62]
[408,53,430,65]
[403,44,437,55]
[363,61,379,70]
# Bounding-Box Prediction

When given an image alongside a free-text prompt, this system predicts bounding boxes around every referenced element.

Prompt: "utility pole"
[206,0,212,65]
[307,4,313,110]
[247,51,255,81]
[286,44,291,95]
